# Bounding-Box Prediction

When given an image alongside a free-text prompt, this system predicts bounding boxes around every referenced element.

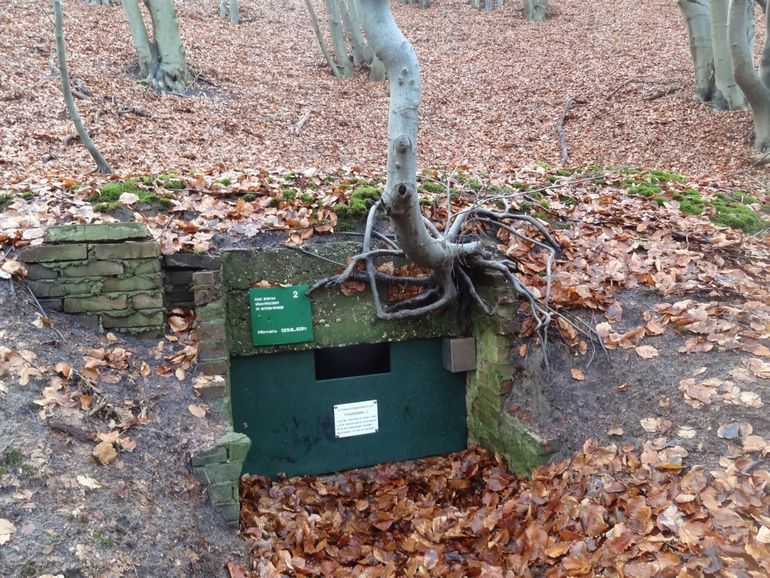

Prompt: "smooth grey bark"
[678,0,716,101]
[358,0,478,273]
[326,0,353,77]
[122,0,189,93]
[340,0,365,65]
[304,0,342,77]
[730,0,770,151]
[53,0,111,173]
[348,0,386,80]
[710,0,746,108]
[523,0,547,20]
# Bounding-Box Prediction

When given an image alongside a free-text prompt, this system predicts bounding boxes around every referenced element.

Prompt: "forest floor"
[1,0,770,576]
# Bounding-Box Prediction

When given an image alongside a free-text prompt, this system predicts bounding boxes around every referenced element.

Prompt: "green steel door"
[230,339,467,477]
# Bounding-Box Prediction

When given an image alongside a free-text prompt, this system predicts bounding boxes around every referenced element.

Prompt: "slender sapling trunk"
[53,0,111,173]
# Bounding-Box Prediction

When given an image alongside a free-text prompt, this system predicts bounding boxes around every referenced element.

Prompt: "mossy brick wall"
[190,432,251,527]
[164,253,221,308]
[21,223,164,334]
[467,289,553,475]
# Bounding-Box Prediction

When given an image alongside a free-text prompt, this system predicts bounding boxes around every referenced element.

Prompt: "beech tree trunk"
[326,0,354,77]
[305,0,385,80]
[710,0,747,108]
[122,0,189,93]
[53,0,111,173]
[730,0,770,151]
[523,0,547,20]
[358,0,478,272]
[678,0,716,101]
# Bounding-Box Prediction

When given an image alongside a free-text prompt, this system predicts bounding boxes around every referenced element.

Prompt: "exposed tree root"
[308,200,565,351]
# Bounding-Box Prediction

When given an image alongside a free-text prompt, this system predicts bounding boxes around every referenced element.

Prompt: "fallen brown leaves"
[238,444,770,577]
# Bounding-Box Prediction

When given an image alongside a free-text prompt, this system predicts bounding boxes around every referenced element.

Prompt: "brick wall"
[21,223,164,334]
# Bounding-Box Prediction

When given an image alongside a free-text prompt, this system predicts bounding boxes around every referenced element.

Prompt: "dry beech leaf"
[635,345,659,359]
[188,404,206,418]
[571,368,585,381]
[640,417,659,433]
[0,518,16,545]
[93,441,117,465]
[76,475,102,490]
[608,427,624,436]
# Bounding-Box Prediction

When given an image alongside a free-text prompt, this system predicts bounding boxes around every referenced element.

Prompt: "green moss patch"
[89,178,175,213]
[332,186,383,230]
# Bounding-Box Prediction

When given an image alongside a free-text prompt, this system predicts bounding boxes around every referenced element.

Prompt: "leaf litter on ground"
[237,443,770,577]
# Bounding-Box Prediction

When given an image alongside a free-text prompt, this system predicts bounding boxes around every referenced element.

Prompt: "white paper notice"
[333,399,379,438]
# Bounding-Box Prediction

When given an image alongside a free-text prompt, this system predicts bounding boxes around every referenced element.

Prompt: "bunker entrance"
[230,338,467,478]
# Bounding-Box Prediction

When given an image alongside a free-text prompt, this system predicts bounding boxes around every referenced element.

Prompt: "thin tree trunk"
[145,0,189,93]
[348,0,385,80]
[122,0,157,78]
[220,0,227,19]
[340,0,364,65]
[730,0,770,151]
[523,0,547,21]
[359,0,475,271]
[677,0,715,102]
[710,0,746,109]
[229,0,239,24]
[53,0,111,173]
[304,0,342,77]
[326,0,353,77]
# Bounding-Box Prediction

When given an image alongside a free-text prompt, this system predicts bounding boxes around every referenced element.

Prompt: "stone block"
[193,462,243,485]
[193,286,222,306]
[102,310,164,329]
[198,302,225,323]
[218,432,252,462]
[191,270,220,286]
[39,298,63,312]
[163,286,194,304]
[44,223,151,244]
[164,270,194,286]
[28,279,98,298]
[208,482,239,506]
[20,244,87,263]
[129,259,162,275]
[199,341,228,361]
[64,294,128,313]
[61,260,124,278]
[102,275,162,292]
[25,264,59,280]
[196,322,226,343]
[93,242,160,260]
[190,446,227,467]
[131,292,164,310]
[217,503,241,525]
[195,378,228,400]
[199,358,229,376]
[165,253,221,270]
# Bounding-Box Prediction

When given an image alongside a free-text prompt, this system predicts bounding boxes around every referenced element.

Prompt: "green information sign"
[249,285,314,346]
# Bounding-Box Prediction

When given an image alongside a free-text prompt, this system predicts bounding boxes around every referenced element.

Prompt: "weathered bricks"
[94,242,160,260]
[44,222,150,243]
[20,244,87,263]
[23,223,165,334]
[102,275,162,292]
[102,311,164,328]
[28,279,98,298]
[61,260,124,277]
[64,294,128,313]
[131,293,164,310]
[190,432,251,527]
[25,264,59,279]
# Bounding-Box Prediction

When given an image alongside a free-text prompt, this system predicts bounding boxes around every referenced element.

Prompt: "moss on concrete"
[223,244,460,356]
